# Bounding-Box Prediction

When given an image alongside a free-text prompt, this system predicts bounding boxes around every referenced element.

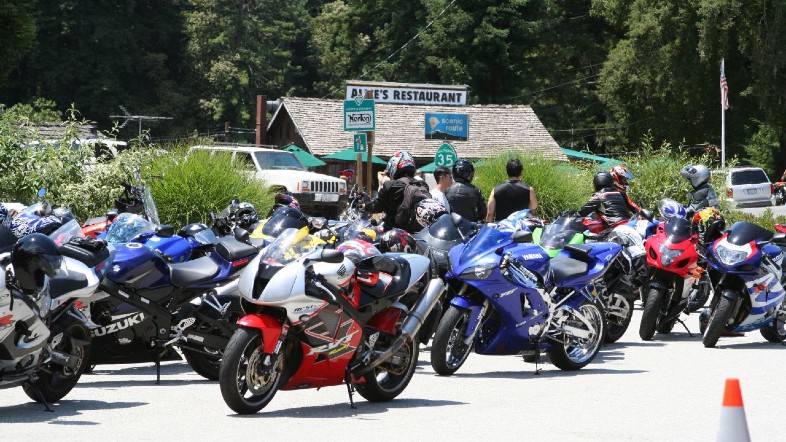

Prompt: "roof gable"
[271,97,565,161]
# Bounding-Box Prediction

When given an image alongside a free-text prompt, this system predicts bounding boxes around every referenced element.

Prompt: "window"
[233,152,258,172]
[731,169,769,185]
[253,151,305,171]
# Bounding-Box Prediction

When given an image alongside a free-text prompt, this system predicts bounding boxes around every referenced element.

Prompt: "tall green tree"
[0,0,36,90]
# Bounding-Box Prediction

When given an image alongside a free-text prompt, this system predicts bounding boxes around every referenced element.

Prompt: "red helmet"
[377,228,416,253]
[610,165,634,191]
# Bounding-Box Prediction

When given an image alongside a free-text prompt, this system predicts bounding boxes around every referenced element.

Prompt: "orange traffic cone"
[717,378,751,442]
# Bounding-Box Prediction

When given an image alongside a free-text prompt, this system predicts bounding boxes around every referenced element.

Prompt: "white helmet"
[415,198,448,228]
[680,165,710,188]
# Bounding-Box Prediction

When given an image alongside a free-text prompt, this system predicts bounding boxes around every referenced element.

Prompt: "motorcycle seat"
[548,255,589,285]
[357,254,412,298]
[215,237,258,262]
[49,270,89,299]
[169,256,220,287]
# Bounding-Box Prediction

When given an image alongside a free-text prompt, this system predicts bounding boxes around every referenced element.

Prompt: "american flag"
[720,59,730,110]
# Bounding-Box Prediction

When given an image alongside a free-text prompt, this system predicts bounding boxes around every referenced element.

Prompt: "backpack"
[395,178,433,232]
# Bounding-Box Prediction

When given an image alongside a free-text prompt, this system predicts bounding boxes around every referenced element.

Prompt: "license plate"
[314,193,339,202]
[745,189,759,195]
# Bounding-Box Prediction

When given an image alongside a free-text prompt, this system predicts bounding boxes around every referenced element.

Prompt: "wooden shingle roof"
[270,97,565,161]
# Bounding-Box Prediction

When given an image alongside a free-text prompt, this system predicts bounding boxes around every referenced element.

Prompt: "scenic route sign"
[425,113,469,141]
[344,97,375,131]
[434,143,457,168]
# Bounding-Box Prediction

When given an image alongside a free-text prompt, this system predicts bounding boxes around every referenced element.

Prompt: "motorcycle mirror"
[234,226,250,243]
[640,208,655,221]
[230,198,240,205]
[106,209,119,221]
[310,217,326,230]
[451,212,465,227]
[772,232,786,245]
[37,188,46,199]
[133,168,141,182]
[512,230,533,244]
[320,249,344,264]
[209,211,216,221]
[155,225,175,238]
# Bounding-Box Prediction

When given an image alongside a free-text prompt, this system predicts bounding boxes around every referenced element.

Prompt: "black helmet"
[593,172,615,191]
[234,202,259,228]
[452,159,474,182]
[11,233,62,293]
[377,228,416,253]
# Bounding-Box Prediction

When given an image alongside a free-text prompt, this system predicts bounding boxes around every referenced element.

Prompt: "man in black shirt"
[486,158,538,222]
[446,159,486,222]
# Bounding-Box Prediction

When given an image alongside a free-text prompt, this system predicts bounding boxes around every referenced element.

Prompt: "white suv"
[190,145,347,217]
[724,167,775,207]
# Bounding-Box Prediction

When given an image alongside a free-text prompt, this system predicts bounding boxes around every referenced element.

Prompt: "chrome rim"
[606,294,631,326]
[444,314,472,369]
[565,304,603,364]
[237,338,278,399]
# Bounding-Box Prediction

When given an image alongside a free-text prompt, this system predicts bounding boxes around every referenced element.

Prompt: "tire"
[182,349,221,381]
[703,295,736,348]
[760,312,786,343]
[639,288,665,341]
[604,293,633,343]
[656,319,676,334]
[430,306,473,376]
[219,328,283,414]
[547,300,605,370]
[23,320,91,403]
[355,338,418,402]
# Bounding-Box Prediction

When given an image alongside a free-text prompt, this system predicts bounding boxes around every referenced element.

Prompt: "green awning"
[561,147,621,166]
[322,147,387,165]
[283,144,326,168]
[419,162,437,173]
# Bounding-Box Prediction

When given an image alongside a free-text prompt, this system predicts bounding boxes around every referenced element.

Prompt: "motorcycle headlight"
[459,260,497,280]
[658,244,682,267]
[715,242,752,266]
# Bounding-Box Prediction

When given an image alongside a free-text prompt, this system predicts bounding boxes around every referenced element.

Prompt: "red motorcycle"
[639,217,704,340]
[218,229,443,414]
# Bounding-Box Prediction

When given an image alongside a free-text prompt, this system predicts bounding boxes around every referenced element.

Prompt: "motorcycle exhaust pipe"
[357,278,445,374]
[210,279,239,298]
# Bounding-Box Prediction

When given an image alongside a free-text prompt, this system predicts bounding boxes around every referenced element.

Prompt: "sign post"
[344,95,376,193]
[434,143,458,169]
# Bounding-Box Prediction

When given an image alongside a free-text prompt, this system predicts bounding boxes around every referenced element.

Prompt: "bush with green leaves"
[144,147,275,227]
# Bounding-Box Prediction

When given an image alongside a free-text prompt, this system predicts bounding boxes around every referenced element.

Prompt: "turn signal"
[689,267,704,279]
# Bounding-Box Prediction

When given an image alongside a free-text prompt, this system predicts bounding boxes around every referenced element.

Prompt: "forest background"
[1,0,785,176]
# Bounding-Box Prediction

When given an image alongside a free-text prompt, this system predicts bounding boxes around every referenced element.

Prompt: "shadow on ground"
[230,398,465,419]
[0,399,147,424]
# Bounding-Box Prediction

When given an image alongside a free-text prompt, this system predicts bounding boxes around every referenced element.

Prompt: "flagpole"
[721,58,726,170]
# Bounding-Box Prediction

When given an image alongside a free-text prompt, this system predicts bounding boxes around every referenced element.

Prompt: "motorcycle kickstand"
[155,355,161,385]
[31,384,54,412]
[676,317,693,337]
[344,372,357,409]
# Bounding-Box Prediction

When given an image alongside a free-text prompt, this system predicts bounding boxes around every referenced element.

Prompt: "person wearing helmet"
[680,164,718,217]
[11,233,63,294]
[271,193,300,213]
[445,159,486,222]
[610,165,642,215]
[578,172,637,226]
[364,150,426,231]
[486,158,538,222]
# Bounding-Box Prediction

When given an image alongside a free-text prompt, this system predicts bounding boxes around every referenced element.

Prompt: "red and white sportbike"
[218,228,445,414]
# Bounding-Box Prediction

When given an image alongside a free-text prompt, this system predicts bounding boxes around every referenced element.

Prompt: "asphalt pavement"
[1,305,783,441]
[738,203,786,218]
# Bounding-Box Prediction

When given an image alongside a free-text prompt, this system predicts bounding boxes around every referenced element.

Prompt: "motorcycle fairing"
[237,314,285,353]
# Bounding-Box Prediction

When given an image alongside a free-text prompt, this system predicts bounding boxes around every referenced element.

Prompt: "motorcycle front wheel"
[604,292,633,343]
[547,300,605,370]
[356,337,418,402]
[219,328,283,414]
[639,287,665,341]
[430,306,473,376]
[702,294,736,348]
[23,319,91,403]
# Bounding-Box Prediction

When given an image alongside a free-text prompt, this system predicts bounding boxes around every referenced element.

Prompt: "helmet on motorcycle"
[178,222,210,237]
[273,193,300,211]
[261,206,308,237]
[415,198,448,228]
[680,164,711,188]
[11,233,62,294]
[610,165,634,191]
[386,151,416,180]
[592,172,615,191]
[0,204,11,228]
[234,202,259,228]
[452,159,475,182]
[377,228,416,253]
[692,207,725,245]
[658,198,686,219]
[30,202,52,217]
[336,239,381,263]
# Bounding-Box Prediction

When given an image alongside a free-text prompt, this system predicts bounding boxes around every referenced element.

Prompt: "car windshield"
[254,151,306,171]
[105,213,156,244]
[731,169,769,185]
[261,228,319,266]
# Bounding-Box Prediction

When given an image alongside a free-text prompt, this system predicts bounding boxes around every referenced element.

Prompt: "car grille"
[310,181,340,193]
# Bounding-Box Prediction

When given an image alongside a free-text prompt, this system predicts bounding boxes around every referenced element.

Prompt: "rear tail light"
[771,184,775,194]
[726,188,733,198]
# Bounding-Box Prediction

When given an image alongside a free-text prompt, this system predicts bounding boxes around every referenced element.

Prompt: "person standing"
[430,167,452,213]
[680,164,719,216]
[446,159,486,222]
[485,158,538,222]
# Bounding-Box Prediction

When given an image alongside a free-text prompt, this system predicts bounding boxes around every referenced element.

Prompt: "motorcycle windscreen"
[260,228,318,266]
[663,217,693,243]
[260,214,307,238]
[48,219,83,246]
[105,213,156,244]
[539,216,584,250]
[459,226,511,266]
[726,221,773,246]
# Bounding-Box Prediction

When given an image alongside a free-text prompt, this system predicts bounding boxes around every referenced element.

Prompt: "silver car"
[725,167,775,207]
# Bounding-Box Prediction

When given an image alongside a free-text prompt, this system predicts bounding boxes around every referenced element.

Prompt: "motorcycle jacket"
[578,187,635,226]
[686,183,719,216]
[365,177,409,230]
[446,178,487,222]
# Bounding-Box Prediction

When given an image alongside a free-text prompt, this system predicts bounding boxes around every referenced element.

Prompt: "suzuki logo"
[92,312,146,337]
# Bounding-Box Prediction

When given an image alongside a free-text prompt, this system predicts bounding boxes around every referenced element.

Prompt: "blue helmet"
[386,151,416,179]
[659,198,686,219]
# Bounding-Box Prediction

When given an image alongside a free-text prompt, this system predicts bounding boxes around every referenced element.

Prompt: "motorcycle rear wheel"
[182,298,242,380]
[703,295,735,348]
[604,293,633,343]
[356,338,418,402]
[430,306,473,376]
[219,328,282,414]
[639,288,665,341]
[760,312,786,343]
[547,300,604,370]
[182,348,221,381]
[23,320,91,403]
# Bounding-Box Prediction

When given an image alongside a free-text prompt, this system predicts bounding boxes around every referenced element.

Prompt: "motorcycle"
[429,224,617,376]
[11,188,75,239]
[82,170,161,239]
[0,221,112,407]
[218,227,444,414]
[775,182,786,206]
[700,222,786,347]
[85,213,261,381]
[639,216,706,340]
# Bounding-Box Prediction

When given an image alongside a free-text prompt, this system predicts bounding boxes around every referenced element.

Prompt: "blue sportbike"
[430,224,621,374]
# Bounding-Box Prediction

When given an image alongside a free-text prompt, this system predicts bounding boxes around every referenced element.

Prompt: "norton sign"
[346,80,468,106]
